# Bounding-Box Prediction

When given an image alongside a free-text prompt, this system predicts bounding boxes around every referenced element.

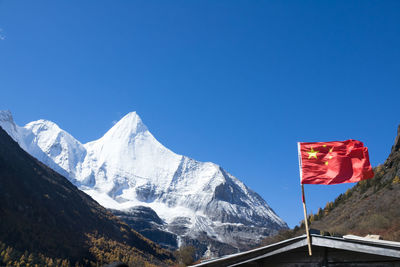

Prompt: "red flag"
[298,140,374,185]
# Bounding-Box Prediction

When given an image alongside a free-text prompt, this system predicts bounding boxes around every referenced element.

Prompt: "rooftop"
[193,234,400,267]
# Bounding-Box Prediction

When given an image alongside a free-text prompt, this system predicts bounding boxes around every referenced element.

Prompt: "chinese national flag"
[298,140,374,185]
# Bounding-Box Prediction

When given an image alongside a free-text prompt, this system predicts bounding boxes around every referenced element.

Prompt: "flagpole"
[302,184,312,256]
[298,142,312,256]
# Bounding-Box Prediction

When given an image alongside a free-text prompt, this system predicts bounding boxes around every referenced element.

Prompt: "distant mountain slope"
[0,110,287,257]
[0,127,173,266]
[263,125,400,245]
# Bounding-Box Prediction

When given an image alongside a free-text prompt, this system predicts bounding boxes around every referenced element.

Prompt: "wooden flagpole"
[302,184,312,256]
[298,142,312,256]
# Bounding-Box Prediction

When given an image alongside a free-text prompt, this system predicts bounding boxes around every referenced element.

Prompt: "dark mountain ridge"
[0,127,173,266]
[109,206,179,250]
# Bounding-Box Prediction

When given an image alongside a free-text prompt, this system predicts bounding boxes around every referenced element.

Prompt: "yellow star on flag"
[307,148,319,159]
[324,147,334,165]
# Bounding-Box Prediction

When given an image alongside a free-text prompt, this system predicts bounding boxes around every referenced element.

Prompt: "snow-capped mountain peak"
[0,110,14,122]
[81,112,182,198]
[101,112,148,141]
[0,110,287,255]
[24,119,86,176]
[0,110,19,142]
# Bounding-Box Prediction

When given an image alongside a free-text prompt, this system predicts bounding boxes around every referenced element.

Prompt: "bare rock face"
[391,124,400,154]
[110,206,178,250]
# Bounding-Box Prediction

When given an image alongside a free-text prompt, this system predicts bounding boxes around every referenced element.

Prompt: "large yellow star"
[307,147,319,159]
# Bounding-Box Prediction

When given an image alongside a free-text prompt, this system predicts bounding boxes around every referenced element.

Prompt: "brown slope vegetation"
[0,127,174,266]
[263,125,400,245]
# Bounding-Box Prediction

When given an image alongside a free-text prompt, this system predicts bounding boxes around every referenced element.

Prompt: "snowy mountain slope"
[0,111,70,177]
[0,110,287,255]
[24,119,86,178]
[0,111,21,142]
[80,112,183,199]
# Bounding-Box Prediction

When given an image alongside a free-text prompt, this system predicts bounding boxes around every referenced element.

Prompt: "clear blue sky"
[1,1,399,228]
